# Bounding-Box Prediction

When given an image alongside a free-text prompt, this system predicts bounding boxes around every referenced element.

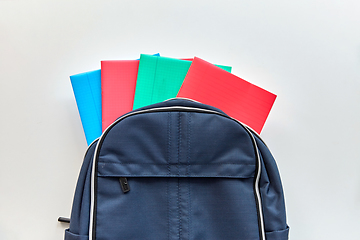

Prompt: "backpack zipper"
[119,177,130,193]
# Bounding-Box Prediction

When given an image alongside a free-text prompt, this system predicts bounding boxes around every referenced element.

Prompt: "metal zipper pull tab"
[119,177,130,193]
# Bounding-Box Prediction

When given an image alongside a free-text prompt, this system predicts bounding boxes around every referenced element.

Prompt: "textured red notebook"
[101,60,139,131]
[177,57,276,134]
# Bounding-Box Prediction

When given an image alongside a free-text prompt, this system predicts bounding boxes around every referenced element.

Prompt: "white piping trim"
[88,141,99,240]
[88,105,266,240]
[242,126,266,240]
[163,97,201,103]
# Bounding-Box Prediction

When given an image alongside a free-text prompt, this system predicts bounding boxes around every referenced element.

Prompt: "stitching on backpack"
[168,112,171,175]
[187,113,192,239]
[100,174,255,178]
[167,112,171,240]
[188,179,192,240]
[178,112,181,174]
[98,162,256,166]
[187,112,191,176]
[178,112,182,239]
[178,179,182,239]
[167,178,170,240]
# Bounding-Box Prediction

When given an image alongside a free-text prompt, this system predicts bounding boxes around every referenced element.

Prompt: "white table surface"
[1,1,359,239]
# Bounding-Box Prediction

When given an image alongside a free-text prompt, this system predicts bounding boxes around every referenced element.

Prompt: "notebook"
[101,60,139,130]
[70,70,102,145]
[177,57,276,134]
[101,53,160,130]
[132,54,232,110]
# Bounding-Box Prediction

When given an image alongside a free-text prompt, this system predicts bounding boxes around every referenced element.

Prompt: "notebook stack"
[70,54,276,145]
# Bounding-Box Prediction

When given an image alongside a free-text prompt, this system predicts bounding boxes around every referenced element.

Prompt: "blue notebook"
[70,70,102,145]
[70,54,160,145]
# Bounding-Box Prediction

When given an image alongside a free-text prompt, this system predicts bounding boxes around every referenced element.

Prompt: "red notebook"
[101,60,139,131]
[177,57,276,134]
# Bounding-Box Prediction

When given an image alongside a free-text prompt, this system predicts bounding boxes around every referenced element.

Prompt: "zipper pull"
[119,177,130,193]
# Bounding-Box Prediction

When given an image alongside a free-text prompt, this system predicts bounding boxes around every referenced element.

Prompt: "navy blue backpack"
[63,98,289,240]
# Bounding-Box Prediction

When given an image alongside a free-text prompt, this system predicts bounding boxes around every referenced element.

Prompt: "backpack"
[63,98,289,240]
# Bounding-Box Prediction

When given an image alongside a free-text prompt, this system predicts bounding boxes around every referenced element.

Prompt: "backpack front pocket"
[95,167,260,240]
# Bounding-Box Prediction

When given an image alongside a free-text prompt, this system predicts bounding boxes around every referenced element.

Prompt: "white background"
[1,0,360,239]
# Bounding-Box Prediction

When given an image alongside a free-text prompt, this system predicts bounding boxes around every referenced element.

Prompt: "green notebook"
[132,54,232,109]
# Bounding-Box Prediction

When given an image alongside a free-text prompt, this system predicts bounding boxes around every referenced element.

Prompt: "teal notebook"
[132,55,232,110]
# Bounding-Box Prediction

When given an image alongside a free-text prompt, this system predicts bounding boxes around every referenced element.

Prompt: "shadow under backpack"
[63,98,289,240]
